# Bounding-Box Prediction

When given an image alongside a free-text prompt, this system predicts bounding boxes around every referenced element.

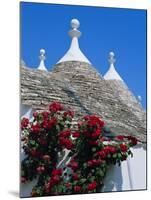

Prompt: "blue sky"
[20,2,147,109]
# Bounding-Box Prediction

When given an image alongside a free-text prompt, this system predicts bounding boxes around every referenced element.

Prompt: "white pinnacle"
[57,19,91,64]
[38,49,47,71]
[104,52,123,81]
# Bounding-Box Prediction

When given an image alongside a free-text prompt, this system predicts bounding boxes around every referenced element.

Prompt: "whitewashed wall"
[20,104,147,197]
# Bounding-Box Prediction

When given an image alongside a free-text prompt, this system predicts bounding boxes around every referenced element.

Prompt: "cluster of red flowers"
[84,115,105,128]
[87,159,103,167]
[79,115,105,140]
[21,117,29,129]
[42,117,57,129]
[21,102,139,197]
[49,102,63,113]
[45,169,63,194]
[97,145,119,159]
[31,123,41,133]
[116,135,138,146]
[59,129,74,150]
[67,160,79,171]
[63,110,74,119]
[88,181,97,191]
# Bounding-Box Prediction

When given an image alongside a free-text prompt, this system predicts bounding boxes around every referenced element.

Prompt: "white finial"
[71,19,80,29]
[138,95,142,102]
[38,49,47,71]
[57,19,91,64]
[104,51,123,81]
[108,52,116,64]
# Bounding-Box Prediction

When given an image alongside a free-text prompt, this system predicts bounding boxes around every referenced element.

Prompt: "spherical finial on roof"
[71,19,80,29]
[108,51,116,64]
[40,49,45,55]
[109,52,115,57]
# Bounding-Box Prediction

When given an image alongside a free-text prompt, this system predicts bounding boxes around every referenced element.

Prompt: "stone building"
[21,19,146,196]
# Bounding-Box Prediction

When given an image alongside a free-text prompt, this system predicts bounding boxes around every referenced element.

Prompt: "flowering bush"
[21,102,138,197]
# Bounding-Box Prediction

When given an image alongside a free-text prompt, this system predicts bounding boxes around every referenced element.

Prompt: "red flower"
[52,169,62,176]
[68,160,78,171]
[109,146,117,154]
[42,118,57,129]
[116,135,125,141]
[33,112,38,118]
[91,129,101,139]
[59,138,74,150]
[87,159,102,167]
[36,166,45,173]
[41,111,49,119]
[64,111,74,118]
[88,181,97,191]
[65,182,72,188]
[31,123,41,133]
[98,150,106,159]
[51,175,60,184]
[49,102,63,113]
[74,185,81,193]
[72,132,80,138]
[72,173,79,180]
[126,136,138,146]
[59,129,71,137]
[21,177,27,183]
[64,139,74,150]
[21,117,29,129]
[30,149,40,157]
[85,115,105,128]
[120,144,127,152]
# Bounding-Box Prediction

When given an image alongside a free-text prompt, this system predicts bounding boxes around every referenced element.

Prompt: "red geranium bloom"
[65,182,72,188]
[59,129,71,137]
[74,185,81,193]
[21,117,29,129]
[36,166,45,173]
[116,135,125,141]
[49,102,63,113]
[98,150,106,159]
[126,136,138,146]
[72,173,79,180]
[52,169,62,176]
[72,132,80,138]
[63,110,74,118]
[109,146,117,154]
[31,123,41,133]
[91,129,101,139]
[68,160,78,171]
[88,181,97,191]
[41,111,49,119]
[33,112,38,118]
[51,175,60,184]
[21,176,27,183]
[64,139,74,150]
[120,144,127,152]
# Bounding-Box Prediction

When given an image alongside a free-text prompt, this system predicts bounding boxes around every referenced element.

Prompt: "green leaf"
[99,169,104,177]
[79,178,87,184]
[113,153,117,158]
[92,147,96,152]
